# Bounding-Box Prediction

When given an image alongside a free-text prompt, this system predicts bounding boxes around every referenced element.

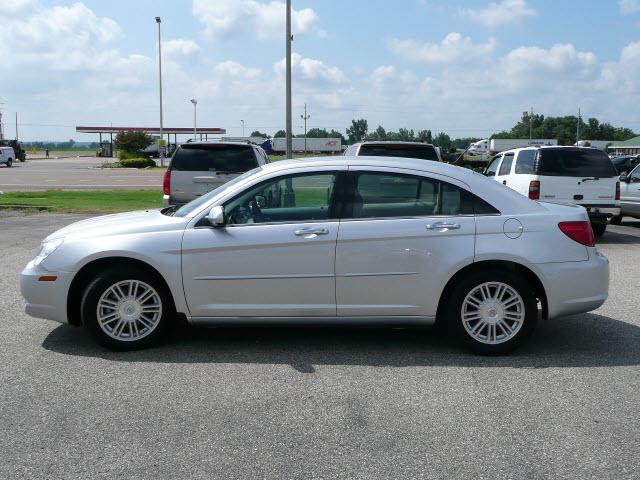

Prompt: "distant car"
[611,164,640,223]
[163,141,269,207]
[21,157,609,355]
[344,141,442,162]
[610,155,639,175]
[0,146,15,167]
[484,146,620,237]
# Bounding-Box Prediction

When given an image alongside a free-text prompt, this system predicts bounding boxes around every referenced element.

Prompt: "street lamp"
[285,0,292,159]
[300,103,310,155]
[155,16,164,166]
[190,98,197,139]
[241,119,245,137]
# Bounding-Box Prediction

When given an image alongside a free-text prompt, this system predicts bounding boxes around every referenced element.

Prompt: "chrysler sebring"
[21,157,609,354]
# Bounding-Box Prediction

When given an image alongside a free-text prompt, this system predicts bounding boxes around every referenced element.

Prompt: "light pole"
[190,98,197,139]
[300,103,310,155]
[241,119,245,137]
[285,0,292,159]
[155,16,164,166]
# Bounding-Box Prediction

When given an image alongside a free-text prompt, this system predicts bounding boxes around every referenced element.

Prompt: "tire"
[6,158,12,168]
[445,269,538,355]
[592,222,607,238]
[610,215,622,226]
[80,267,175,351]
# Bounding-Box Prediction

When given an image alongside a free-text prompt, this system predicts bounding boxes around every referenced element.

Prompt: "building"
[608,136,640,156]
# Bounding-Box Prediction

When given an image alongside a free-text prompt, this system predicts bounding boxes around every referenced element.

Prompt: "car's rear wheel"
[610,215,622,225]
[80,267,174,350]
[446,270,538,355]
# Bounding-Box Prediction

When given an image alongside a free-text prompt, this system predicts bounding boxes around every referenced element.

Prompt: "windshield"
[536,148,618,178]
[170,144,258,173]
[359,144,440,161]
[172,167,262,217]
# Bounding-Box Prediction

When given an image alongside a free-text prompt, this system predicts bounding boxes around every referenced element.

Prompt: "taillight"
[615,181,620,201]
[528,180,540,200]
[163,169,171,196]
[558,221,595,247]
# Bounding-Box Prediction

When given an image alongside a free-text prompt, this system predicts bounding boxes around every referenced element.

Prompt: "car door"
[181,168,344,318]
[495,152,515,187]
[335,168,476,317]
[621,166,640,216]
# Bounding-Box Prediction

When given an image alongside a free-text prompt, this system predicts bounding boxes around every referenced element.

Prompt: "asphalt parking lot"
[1,213,639,479]
[0,157,163,191]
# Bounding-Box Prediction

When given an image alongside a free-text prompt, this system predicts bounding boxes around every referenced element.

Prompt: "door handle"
[426,222,461,230]
[294,228,329,237]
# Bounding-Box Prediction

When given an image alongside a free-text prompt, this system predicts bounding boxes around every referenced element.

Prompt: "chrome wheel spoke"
[97,279,162,342]
[461,281,525,345]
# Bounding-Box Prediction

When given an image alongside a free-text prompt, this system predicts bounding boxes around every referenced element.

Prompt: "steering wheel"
[248,199,265,223]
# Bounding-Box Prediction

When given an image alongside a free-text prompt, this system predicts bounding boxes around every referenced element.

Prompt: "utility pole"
[156,16,164,166]
[15,112,18,140]
[241,119,245,137]
[529,107,533,143]
[300,103,310,155]
[576,106,581,145]
[285,0,293,159]
[190,99,197,139]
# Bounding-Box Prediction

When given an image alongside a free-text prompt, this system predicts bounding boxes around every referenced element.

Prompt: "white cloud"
[215,61,262,79]
[459,0,537,28]
[388,33,497,64]
[162,39,201,60]
[274,53,347,85]
[620,0,640,15]
[192,0,321,40]
[0,0,36,15]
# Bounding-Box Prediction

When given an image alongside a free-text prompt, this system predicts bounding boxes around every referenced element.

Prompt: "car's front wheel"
[81,267,174,350]
[446,270,538,355]
[6,159,12,168]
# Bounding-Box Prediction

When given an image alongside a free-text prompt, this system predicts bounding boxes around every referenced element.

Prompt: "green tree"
[346,118,368,143]
[305,128,330,138]
[273,130,286,138]
[114,130,154,153]
[433,132,452,150]
[328,129,346,143]
[368,125,387,140]
[417,129,433,143]
[250,131,268,138]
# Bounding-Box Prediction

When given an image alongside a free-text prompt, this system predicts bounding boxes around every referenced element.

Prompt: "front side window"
[630,167,640,182]
[346,172,475,218]
[485,155,502,176]
[224,173,338,225]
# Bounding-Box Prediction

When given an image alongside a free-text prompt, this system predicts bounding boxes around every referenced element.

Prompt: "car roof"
[355,141,436,147]
[180,140,255,147]
[500,145,603,154]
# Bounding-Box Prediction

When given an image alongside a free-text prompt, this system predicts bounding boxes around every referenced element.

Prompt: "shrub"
[120,158,156,168]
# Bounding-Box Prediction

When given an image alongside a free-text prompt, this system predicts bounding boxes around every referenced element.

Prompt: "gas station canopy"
[76,126,226,135]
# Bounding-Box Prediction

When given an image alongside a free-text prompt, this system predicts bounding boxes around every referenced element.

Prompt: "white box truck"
[271,137,342,153]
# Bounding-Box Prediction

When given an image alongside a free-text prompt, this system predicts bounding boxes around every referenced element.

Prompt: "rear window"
[170,144,258,173]
[536,148,617,178]
[358,144,439,161]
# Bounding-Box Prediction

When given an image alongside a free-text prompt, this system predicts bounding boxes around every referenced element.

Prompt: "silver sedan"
[20,157,609,354]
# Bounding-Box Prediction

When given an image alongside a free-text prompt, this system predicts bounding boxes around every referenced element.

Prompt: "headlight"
[34,237,64,266]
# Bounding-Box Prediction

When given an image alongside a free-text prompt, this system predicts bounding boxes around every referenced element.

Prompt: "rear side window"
[358,144,439,161]
[498,154,514,175]
[346,172,475,218]
[537,148,618,178]
[515,150,536,174]
[170,144,258,173]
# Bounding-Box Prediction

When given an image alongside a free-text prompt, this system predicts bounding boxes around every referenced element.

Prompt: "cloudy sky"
[1,0,640,141]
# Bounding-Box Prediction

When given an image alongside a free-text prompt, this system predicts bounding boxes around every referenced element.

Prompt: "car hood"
[45,209,188,241]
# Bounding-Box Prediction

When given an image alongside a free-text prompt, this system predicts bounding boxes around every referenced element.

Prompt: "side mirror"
[620,173,629,183]
[485,171,495,177]
[206,205,225,226]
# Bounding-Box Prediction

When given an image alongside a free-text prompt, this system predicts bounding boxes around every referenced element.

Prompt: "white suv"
[485,146,620,237]
[163,141,269,207]
[0,146,15,167]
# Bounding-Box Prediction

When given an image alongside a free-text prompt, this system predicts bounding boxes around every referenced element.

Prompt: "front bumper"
[20,260,73,324]
[536,249,609,319]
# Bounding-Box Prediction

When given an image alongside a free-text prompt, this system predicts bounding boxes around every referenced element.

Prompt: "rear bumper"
[536,249,609,319]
